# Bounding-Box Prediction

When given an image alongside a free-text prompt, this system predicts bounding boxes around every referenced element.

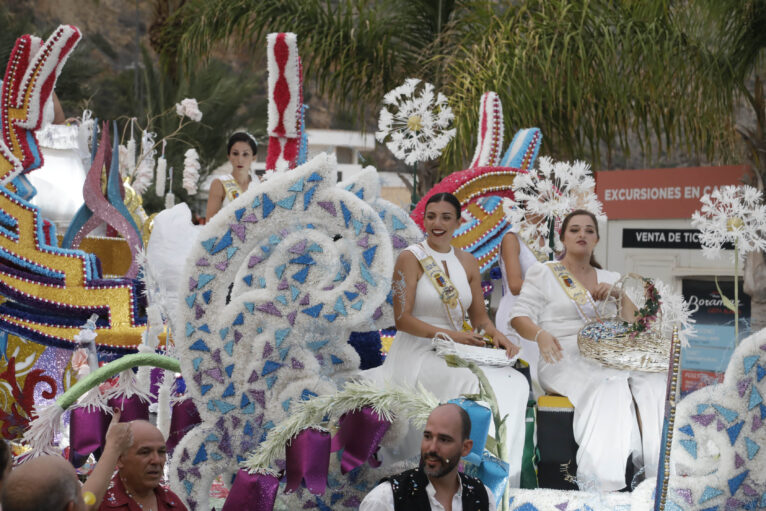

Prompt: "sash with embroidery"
[408,243,465,331]
[546,262,601,322]
[220,176,244,203]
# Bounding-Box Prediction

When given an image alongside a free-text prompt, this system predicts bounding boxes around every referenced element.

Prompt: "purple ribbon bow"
[331,406,390,474]
[107,395,149,422]
[285,428,331,495]
[221,469,279,511]
[68,406,110,466]
[167,399,201,452]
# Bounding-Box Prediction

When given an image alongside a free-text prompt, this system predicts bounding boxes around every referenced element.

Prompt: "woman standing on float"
[370,192,529,487]
[511,209,666,491]
[206,132,258,219]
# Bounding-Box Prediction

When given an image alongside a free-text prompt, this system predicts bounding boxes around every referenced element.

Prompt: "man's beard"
[419,451,460,479]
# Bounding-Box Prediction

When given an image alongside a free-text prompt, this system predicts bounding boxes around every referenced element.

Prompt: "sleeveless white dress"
[495,233,541,395]
[511,262,666,491]
[366,242,530,487]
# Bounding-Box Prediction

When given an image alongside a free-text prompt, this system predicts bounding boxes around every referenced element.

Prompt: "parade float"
[0,24,763,511]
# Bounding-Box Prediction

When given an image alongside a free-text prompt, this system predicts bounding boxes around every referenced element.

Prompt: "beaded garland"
[169,153,397,509]
[469,92,504,168]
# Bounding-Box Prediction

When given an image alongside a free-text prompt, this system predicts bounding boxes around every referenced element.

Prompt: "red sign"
[595,165,751,219]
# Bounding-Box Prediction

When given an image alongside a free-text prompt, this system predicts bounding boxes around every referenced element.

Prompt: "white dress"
[495,233,541,395]
[510,262,667,491]
[367,243,530,487]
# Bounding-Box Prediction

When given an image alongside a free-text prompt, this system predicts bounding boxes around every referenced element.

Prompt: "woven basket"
[577,274,669,372]
[432,332,519,367]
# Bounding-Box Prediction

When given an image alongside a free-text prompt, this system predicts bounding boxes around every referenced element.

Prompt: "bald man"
[99,420,186,510]
[1,454,86,511]
[361,403,496,511]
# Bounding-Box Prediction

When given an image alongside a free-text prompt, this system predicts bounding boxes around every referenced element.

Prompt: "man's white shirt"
[359,476,496,511]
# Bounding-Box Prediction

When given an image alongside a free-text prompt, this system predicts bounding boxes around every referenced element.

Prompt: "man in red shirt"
[99,420,187,510]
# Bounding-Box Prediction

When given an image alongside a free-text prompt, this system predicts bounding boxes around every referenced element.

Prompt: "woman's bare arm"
[500,233,524,295]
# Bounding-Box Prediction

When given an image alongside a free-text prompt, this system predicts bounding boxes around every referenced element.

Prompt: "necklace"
[121,478,156,511]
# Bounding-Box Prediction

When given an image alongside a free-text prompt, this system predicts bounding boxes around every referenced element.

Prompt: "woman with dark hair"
[368,192,530,487]
[206,132,259,219]
[0,438,11,497]
[511,209,666,491]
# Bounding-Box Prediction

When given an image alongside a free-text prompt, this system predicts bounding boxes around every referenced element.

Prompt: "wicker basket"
[432,332,519,367]
[577,274,669,372]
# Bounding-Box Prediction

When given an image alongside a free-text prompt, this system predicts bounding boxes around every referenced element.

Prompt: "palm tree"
[168,0,738,176]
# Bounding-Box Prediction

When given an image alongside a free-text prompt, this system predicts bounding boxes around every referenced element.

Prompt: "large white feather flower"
[506,156,606,255]
[652,279,696,347]
[690,185,766,262]
[175,98,203,122]
[375,78,455,165]
[182,148,201,195]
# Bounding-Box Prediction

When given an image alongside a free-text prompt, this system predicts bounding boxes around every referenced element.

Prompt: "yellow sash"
[220,176,244,203]
[547,262,600,322]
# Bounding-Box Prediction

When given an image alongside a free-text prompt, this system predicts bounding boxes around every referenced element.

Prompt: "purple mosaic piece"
[299,294,310,306]
[242,213,258,223]
[290,240,307,254]
[302,501,318,509]
[250,390,266,408]
[230,223,246,241]
[216,416,226,430]
[189,277,198,292]
[206,368,224,384]
[189,467,201,479]
[291,358,304,370]
[234,330,243,343]
[263,343,273,358]
[248,371,258,383]
[392,234,407,249]
[231,416,240,429]
[692,414,715,426]
[735,453,745,468]
[256,302,282,317]
[211,349,222,365]
[215,260,228,271]
[355,282,368,295]
[248,255,263,268]
[278,279,289,291]
[717,420,725,432]
[372,307,382,320]
[554,502,568,511]
[288,311,297,326]
[193,373,202,386]
[177,468,186,481]
[219,428,233,457]
[343,496,361,508]
[180,448,190,463]
[753,415,762,431]
[318,201,336,216]
[742,484,758,497]
[737,379,750,397]
[357,235,369,248]
[195,304,205,320]
[196,258,209,267]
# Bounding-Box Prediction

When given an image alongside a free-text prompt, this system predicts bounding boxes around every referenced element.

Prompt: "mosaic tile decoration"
[170,154,397,510]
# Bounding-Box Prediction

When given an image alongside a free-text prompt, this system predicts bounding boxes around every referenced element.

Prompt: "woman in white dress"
[510,210,666,491]
[495,227,545,396]
[206,132,258,219]
[373,193,530,487]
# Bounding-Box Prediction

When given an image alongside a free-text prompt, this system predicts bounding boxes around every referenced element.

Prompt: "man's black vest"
[380,467,490,511]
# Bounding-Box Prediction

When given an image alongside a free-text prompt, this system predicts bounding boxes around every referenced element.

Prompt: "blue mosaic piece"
[243,422,254,436]
[344,291,359,301]
[214,400,237,414]
[244,302,254,313]
[223,341,234,357]
[340,201,352,227]
[197,273,215,289]
[679,424,694,437]
[749,386,763,410]
[279,347,289,361]
[234,207,245,221]
[698,404,711,414]
[292,266,309,283]
[198,324,211,333]
[680,439,697,458]
[282,398,292,412]
[744,355,759,374]
[391,215,406,231]
[242,274,253,286]
[307,171,322,182]
[291,286,301,301]
[205,434,220,442]
[700,507,718,511]
[252,196,261,208]
[262,194,275,218]
[307,339,329,351]
[275,264,286,279]
[225,364,234,377]
[758,365,766,382]
[728,421,745,445]
[289,177,305,192]
[301,389,318,401]
[513,503,539,511]
[350,300,364,311]
[331,355,343,365]
[240,393,250,408]
[202,290,212,304]
[665,501,684,511]
[183,480,193,496]
[233,313,244,326]
[304,184,317,210]
[226,246,238,259]
[290,254,315,265]
[192,357,202,371]
[186,323,195,336]
[365,222,375,235]
[222,383,235,398]
[729,470,749,495]
[262,360,282,376]
[277,194,297,210]
[302,304,323,317]
[219,327,229,340]
[200,384,212,396]
[352,218,363,235]
[185,294,196,308]
[266,376,277,389]
[761,404,766,420]
[323,314,337,322]
[745,437,760,459]
[210,452,223,461]
[211,230,233,254]
[307,242,322,252]
[189,340,210,352]
[201,237,217,253]
[275,328,290,347]
[258,277,266,288]
[713,404,739,423]
[363,246,377,266]
[360,263,376,286]
[334,296,348,316]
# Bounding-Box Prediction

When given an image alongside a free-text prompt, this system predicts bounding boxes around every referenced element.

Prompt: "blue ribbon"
[448,398,491,466]
[464,451,509,509]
